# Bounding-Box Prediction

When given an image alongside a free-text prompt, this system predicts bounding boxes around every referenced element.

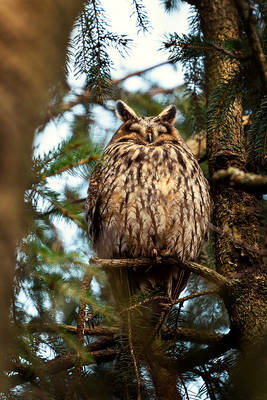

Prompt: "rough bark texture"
[195,0,267,348]
[145,345,181,400]
[0,0,85,390]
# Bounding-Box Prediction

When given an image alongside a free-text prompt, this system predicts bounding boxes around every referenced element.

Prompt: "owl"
[86,101,211,305]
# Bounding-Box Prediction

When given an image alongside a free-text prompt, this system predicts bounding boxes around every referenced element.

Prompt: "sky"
[35,0,190,154]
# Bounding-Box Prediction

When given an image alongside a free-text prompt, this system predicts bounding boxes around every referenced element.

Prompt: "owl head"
[111,100,180,145]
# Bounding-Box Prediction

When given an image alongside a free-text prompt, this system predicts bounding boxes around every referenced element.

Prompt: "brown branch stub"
[90,257,232,290]
[213,167,267,194]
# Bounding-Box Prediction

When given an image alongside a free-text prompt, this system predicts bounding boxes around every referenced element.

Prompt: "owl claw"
[151,248,158,259]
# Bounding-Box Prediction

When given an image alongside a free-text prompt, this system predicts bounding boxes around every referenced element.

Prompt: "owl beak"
[147,132,153,143]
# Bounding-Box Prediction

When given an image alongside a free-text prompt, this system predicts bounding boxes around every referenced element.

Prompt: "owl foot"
[151,248,158,259]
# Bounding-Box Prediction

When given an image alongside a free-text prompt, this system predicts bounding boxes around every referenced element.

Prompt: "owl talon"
[151,248,158,259]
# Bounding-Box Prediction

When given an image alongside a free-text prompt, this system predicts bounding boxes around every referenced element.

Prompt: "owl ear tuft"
[158,105,177,124]
[116,100,138,122]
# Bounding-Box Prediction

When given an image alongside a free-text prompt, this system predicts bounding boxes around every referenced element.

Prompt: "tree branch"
[25,321,118,337]
[10,346,120,389]
[207,41,249,60]
[90,257,232,290]
[161,327,224,344]
[111,60,172,85]
[45,347,119,375]
[158,331,235,374]
[213,167,267,194]
[234,0,267,92]
[120,290,217,314]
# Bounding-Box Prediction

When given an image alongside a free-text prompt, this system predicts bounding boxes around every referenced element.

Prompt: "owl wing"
[85,164,103,244]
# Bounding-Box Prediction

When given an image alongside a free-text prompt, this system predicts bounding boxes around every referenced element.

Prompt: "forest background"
[0,0,266,399]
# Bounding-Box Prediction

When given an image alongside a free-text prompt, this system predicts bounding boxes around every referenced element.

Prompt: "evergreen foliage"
[131,0,150,32]
[73,0,131,101]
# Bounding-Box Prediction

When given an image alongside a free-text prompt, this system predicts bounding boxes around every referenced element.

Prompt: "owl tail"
[136,264,189,303]
[107,264,190,317]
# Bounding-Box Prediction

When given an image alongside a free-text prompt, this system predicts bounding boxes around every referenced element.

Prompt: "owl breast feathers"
[86,100,211,299]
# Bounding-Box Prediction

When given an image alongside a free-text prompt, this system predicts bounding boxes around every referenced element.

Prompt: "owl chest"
[98,145,193,237]
[91,144,209,258]
[102,146,180,210]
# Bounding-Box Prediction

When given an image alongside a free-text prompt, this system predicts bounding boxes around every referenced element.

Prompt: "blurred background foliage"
[2,0,266,399]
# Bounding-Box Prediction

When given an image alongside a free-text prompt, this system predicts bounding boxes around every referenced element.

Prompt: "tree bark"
[194,0,267,348]
[0,0,85,390]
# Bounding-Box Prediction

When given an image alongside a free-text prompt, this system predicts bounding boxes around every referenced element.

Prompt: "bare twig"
[112,60,172,85]
[147,87,176,96]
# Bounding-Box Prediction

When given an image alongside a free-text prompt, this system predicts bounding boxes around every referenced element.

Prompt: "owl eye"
[128,123,141,134]
[158,128,167,135]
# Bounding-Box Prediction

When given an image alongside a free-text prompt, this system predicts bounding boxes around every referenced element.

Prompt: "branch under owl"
[213,167,267,194]
[90,257,232,290]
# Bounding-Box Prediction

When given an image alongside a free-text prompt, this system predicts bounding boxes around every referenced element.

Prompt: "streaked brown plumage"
[86,100,211,303]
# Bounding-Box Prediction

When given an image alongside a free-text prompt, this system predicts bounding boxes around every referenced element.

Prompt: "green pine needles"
[73,0,131,102]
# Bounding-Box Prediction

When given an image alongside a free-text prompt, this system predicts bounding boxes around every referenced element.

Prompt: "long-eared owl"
[86,101,211,303]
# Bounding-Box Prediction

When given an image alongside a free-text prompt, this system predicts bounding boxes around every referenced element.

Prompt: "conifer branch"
[75,273,92,376]
[207,41,249,60]
[158,331,234,374]
[90,257,232,289]
[172,290,217,304]
[50,200,85,229]
[161,327,225,344]
[25,321,118,336]
[10,347,119,388]
[42,61,172,120]
[165,40,247,60]
[25,322,224,345]
[112,60,172,85]
[91,0,103,99]
[213,167,267,194]
[120,290,216,314]
[41,155,99,179]
[127,311,142,400]
[131,0,150,32]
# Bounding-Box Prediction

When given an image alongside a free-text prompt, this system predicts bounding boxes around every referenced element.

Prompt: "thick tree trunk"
[0,0,85,390]
[194,0,267,347]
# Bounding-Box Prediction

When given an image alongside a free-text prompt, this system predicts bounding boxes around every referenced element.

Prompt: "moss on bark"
[195,0,267,348]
